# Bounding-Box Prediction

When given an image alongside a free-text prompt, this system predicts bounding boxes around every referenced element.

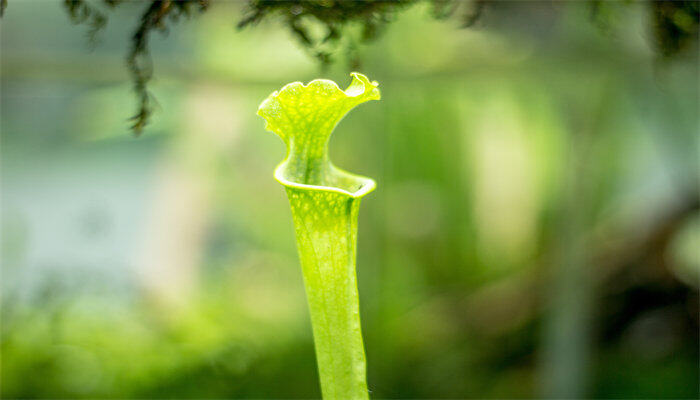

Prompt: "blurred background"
[1,1,698,398]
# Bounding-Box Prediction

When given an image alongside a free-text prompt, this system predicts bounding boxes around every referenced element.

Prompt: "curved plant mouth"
[274,162,376,198]
[258,72,380,199]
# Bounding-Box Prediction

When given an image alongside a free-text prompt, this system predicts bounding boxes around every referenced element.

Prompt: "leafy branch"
[62,0,211,134]
[1,0,697,134]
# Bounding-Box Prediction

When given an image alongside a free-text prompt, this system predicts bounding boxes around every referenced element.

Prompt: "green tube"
[257,72,380,399]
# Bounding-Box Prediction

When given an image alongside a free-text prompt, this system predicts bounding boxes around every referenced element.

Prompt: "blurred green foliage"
[1,1,698,399]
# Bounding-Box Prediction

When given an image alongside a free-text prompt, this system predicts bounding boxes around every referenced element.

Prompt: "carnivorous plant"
[257,72,380,399]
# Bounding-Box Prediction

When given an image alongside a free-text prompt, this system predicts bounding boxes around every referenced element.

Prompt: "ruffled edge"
[258,73,380,199]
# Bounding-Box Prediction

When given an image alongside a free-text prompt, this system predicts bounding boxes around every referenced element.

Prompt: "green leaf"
[258,72,380,399]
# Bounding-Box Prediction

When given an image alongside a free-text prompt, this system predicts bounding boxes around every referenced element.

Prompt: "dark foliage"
[238,0,413,68]
[1,0,697,133]
[63,0,211,134]
[651,0,699,58]
[125,0,210,132]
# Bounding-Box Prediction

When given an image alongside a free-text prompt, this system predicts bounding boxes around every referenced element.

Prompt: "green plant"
[257,72,380,399]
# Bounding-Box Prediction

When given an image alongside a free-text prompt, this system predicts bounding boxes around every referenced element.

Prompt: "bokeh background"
[2,1,698,398]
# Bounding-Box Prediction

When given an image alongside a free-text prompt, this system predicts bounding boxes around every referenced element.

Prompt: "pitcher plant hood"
[257,72,380,198]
